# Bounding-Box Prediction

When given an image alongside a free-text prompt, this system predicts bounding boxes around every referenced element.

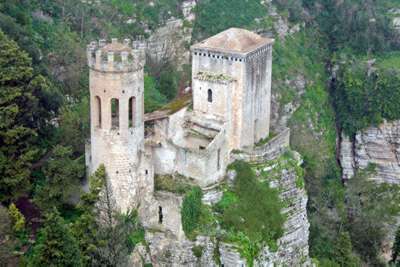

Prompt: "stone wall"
[192,75,234,122]
[231,127,290,163]
[244,44,273,145]
[191,50,245,149]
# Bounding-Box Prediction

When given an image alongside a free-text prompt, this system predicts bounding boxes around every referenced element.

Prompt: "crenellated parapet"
[87,37,146,73]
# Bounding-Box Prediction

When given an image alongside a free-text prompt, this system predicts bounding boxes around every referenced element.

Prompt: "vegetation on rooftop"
[154,173,195,195]
[160,93,192,115]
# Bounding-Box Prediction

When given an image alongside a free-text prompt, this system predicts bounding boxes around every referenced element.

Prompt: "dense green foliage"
[29,209,82,267]
[8,203,25,234]
[392,226,400,264]
[0,30,59,202]
[144,75,167,113]
[215,161,285,264]
[34,145,85,211]
[346,166,400,265]
[334,231,360,267]
[71,165,145,266]
[71,165,106,266]
[334,61,400,136]
[304,0,400,53]
[181,186,203,239]
[0,205,15,265]
[223,161,285,249]
[192,0,266,39]
[1,0,400,265]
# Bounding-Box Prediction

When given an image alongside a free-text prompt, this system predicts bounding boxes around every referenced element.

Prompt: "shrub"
[8,203,25,234]
[191,245,203,258]
[181,187,203,239]
[217,161,285,263]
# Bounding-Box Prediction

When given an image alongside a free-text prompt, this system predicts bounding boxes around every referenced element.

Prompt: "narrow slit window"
[207,89,213,103]
[217,149,221,170]
[95,96,102,128]
[158,206,163,224]
[111,98,119,129]
[129,97,136,127]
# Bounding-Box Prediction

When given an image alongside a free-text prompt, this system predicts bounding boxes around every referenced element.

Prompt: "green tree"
[72,165,144,266]
[334,231,360,267]
[34,145,85,211]
[334,61,400,136]
[0,205,15,266]
[72,165,106,266]
[346,166,400,265]
[392,226,400,264]
[144,74,167,112]
[0,30,58,201]
[158,65,179,101]
[57,96,90,155]
[181,186,203,238]
[29,209,82,267]
[8,203,25,234]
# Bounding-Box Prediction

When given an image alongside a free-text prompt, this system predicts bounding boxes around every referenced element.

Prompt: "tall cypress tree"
[392,226,400,264]
[29,209,82,267]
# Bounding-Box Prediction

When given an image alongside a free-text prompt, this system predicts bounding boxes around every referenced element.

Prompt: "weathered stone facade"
[86,28,311,266]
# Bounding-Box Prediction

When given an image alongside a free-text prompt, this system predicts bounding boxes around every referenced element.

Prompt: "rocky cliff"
[339,120,400,261]
[340,120,400,184]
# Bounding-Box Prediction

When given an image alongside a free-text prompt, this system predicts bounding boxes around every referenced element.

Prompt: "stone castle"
[86,28,310,266]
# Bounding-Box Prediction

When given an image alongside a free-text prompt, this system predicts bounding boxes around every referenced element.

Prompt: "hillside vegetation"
[1,0,400,266]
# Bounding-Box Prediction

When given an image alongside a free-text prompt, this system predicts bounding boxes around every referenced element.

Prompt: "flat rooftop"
[191,28,274,54]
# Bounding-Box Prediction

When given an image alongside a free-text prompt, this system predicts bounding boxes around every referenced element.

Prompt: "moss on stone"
[254,131,277,147]
[161,94,192,115]
[191,245,204,258]
[154,174,194,195]
[195,71,235,83]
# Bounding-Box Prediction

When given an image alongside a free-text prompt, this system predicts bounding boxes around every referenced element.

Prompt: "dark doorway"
[158,206,163,224]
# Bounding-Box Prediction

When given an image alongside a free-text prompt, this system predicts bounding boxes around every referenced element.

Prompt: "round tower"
[87,38,146,211]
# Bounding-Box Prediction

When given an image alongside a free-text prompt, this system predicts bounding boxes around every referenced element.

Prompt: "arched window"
[207,89,213,103]
[128,97,136,127]
[111,98,119,129]
[95,96,102,128]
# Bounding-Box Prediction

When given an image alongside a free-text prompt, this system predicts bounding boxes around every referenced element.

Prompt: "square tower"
[191,28,274,149]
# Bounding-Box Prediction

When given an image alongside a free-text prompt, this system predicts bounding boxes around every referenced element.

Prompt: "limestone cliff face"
[255,166,310,266]
[340,120,400,184]
[146,0,195,68]
[339,121,400,261]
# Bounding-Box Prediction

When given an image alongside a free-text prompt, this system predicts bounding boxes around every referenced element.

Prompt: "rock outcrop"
[339,120,400,262]
[255,166,310,266]
[340,120,400,184]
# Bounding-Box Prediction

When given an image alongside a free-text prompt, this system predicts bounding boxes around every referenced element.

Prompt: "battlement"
[87,38,146,73]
